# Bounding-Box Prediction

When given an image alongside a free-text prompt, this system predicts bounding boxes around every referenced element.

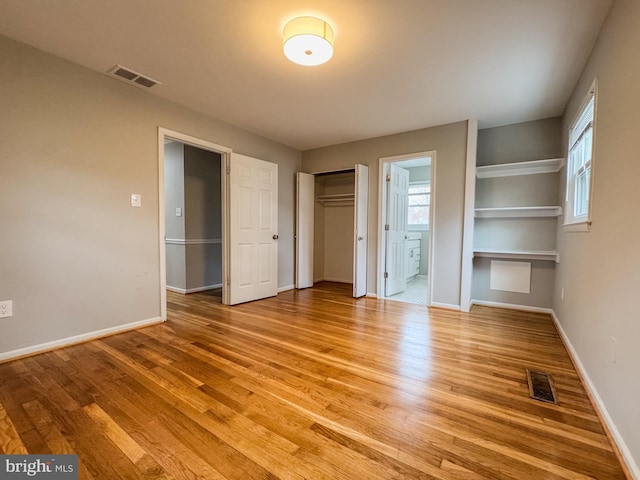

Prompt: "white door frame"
[157,127,232,319]
[377,151,436,305]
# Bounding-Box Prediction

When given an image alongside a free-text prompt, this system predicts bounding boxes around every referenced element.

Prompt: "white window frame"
[407,181,430,231]
[564,79,597,231]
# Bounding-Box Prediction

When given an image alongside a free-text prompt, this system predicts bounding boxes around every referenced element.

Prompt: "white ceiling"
[0,0,612,150]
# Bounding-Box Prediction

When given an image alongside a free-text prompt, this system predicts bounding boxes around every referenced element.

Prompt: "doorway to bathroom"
[378,152,435,305]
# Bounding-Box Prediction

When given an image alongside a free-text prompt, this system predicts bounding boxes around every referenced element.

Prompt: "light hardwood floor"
[0,282,628,479]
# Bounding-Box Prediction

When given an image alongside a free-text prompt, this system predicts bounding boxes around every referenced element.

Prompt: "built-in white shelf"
[474,206,562,218]
[473,248,560,263]
[317,193,354,206]
[476,158,564,179]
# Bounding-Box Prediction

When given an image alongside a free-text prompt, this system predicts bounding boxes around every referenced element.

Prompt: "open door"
[227,153,278,305]
[295,172,314,289]
[385,164,409,296]
[353,164,369,298]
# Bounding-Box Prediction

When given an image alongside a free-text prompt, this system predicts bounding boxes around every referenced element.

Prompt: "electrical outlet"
[0,300,13,318]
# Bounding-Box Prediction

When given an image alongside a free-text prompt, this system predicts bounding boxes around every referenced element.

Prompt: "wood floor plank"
[0,282,628,479]
[0,400,28,454]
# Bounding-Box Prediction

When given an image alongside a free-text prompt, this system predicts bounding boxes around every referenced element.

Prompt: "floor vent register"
[526,369,558,405]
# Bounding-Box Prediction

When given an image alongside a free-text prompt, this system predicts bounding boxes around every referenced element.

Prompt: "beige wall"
[555,0,640,474]
[0,35,300,356]
[302,121,469,306]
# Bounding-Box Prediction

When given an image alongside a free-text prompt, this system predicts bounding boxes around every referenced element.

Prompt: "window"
[408,183,430,230]
[565,81,597,228]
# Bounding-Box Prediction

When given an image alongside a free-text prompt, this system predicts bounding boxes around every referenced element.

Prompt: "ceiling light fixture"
[283,16,334,66]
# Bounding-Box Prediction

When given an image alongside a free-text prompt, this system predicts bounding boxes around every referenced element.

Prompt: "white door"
[353,165,369,298]
[228,153,278,305]
[295,172,314,289]
[385,164,409,296]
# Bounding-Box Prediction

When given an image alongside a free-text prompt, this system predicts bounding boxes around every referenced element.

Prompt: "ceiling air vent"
[107,64,160,89]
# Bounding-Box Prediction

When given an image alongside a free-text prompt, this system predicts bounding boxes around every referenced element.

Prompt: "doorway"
[158,128,280,316]
[295,165,369,297]
[163,140,223,295]
[377,152,435,305]
[158,129,230,319]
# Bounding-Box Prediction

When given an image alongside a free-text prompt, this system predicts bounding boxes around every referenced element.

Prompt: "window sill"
[563,221,591,233]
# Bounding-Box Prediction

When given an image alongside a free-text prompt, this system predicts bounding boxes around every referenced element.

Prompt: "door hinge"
[226,276,231,286]
[226,165,230,175]
[386,174,391,182]
[385,224,389,231]
[384,272,388,279]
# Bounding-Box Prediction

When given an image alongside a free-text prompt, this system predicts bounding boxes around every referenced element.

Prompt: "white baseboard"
[429,302,461,311]
[167,284,222,294]
[470,299,553,314]
[166,286,185,294]
[0,316,163,363]
[550,311,639,480]
[277,284,295,293]
[366,292,378,298]
[322,277,352,284]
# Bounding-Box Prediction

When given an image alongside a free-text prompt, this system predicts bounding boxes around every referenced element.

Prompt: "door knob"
[273,234,279,240]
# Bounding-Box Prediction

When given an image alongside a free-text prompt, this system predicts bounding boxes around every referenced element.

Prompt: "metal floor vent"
[107,64,161,89]
[526,369,558,405]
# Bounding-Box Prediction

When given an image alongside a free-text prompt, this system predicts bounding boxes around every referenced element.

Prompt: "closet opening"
[295,165,369,297]
[314,170,356,285]
[377,152,435,306]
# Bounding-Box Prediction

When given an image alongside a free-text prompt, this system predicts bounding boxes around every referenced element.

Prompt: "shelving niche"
[473,157,564,263]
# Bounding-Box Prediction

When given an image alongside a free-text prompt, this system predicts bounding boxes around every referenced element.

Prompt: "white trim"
[429,302,460,311]
[470,299,553,314]
[564,79,597,228]
[0,316,163,363]
[166,286,185,294]
[158,127,232,316]
[562,221,591,233]
[167,284,223,294]
[366,292,377,298]
[460,119,477,313]
[427,155,436,307]
[377,151,436,306]
[550,311,640,479]
[323,276,352,284]
[277,284,295,293]
[165,238,222,245]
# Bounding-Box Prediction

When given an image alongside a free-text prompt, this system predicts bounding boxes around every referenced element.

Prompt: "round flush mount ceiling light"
[283,16,334,66]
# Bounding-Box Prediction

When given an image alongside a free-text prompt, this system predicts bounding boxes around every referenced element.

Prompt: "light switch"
[176,207,182,217]
[131,194,141,207]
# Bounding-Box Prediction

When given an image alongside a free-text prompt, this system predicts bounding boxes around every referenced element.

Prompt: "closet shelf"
[476,158,564,178]
[317,193,355,206]
[473,248,560,263]
[475,206,562,218]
